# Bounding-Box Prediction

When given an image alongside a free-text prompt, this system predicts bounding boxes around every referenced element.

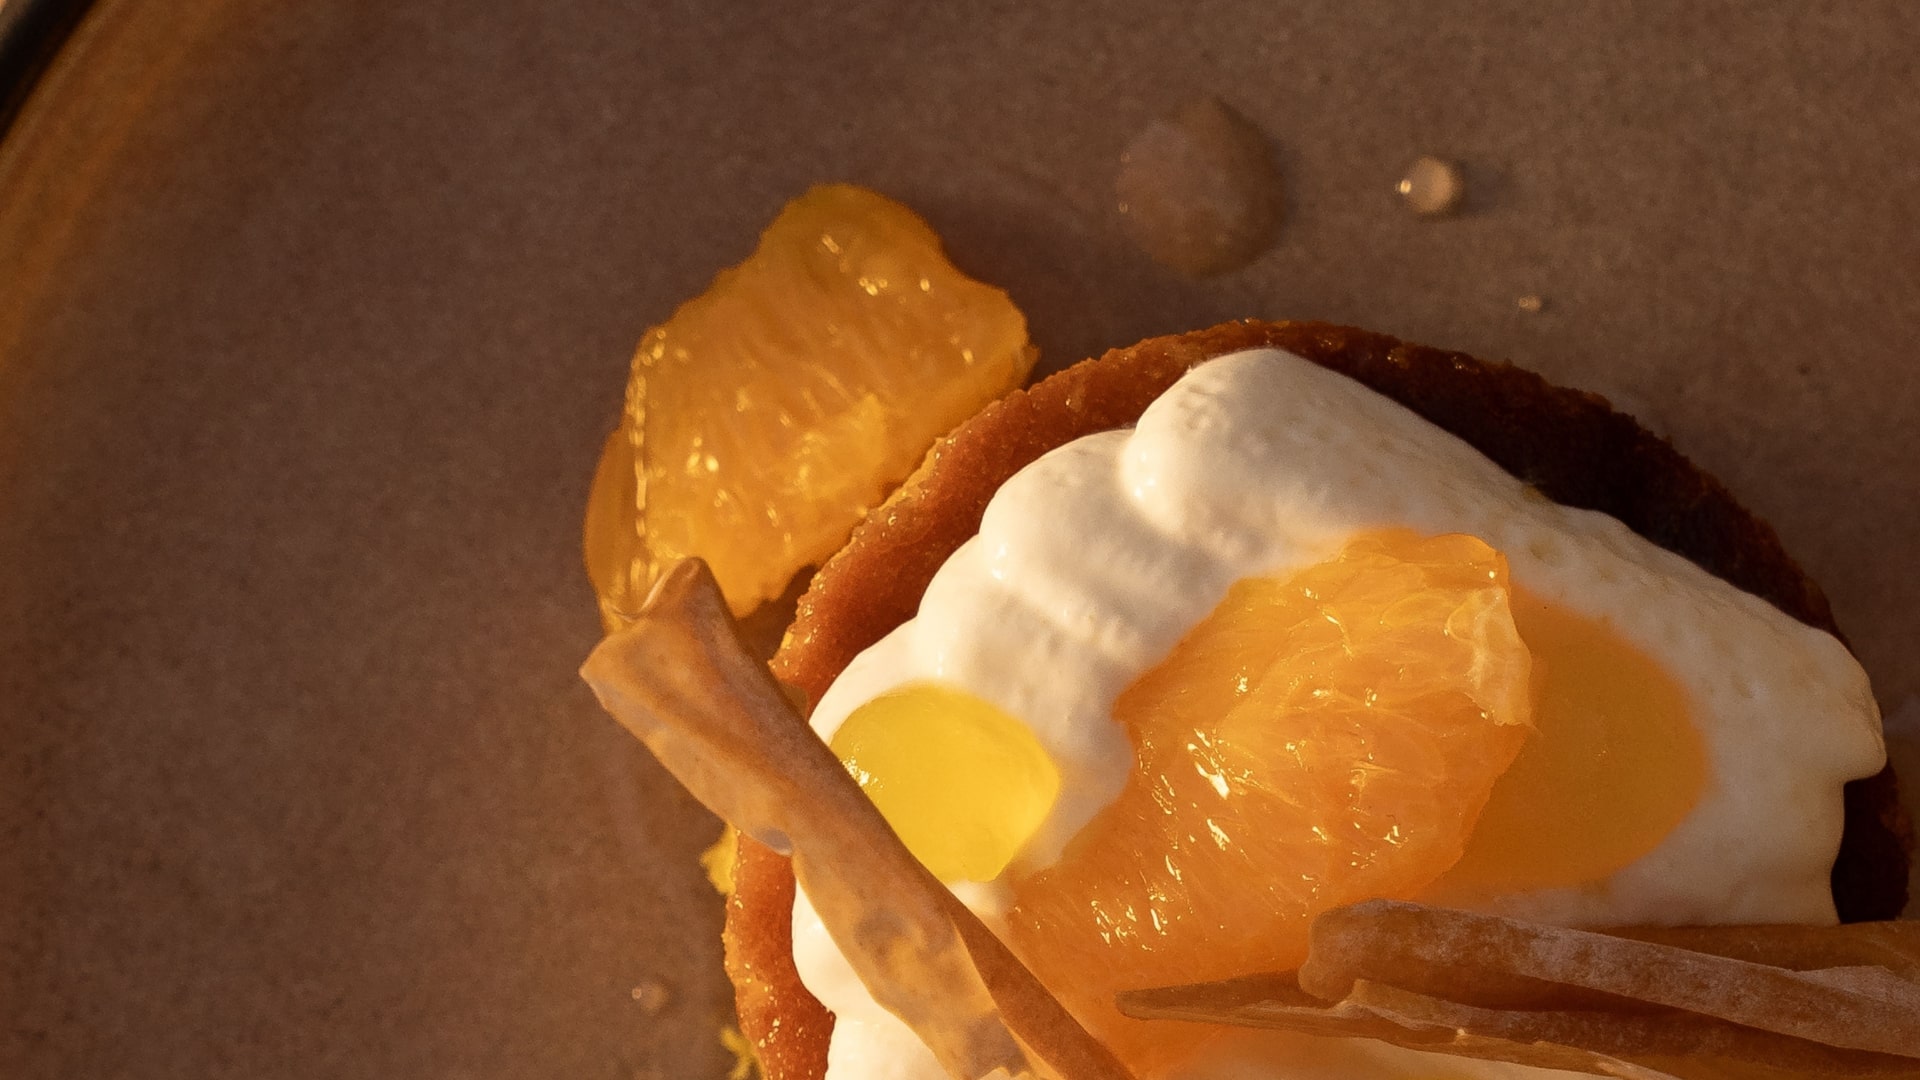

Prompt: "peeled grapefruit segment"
[585,184,1035,625]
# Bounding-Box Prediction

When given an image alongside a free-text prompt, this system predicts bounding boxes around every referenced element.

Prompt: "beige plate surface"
[4,3,1918,1078]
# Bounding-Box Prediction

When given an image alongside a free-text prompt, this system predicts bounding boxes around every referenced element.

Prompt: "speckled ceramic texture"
[4,3,1917,1078]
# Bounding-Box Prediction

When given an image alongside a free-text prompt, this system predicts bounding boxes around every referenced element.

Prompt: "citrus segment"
[1427,588,1707,898]
[831,682,1061,883]
[1003,531,1534,1060]
[585,429,644,628]
[584,184,1036,625]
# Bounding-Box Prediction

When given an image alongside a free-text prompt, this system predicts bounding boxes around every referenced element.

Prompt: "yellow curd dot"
[831,682,1061,883]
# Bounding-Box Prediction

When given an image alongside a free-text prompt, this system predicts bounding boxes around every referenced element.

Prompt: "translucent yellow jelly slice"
[830,682,1060,883]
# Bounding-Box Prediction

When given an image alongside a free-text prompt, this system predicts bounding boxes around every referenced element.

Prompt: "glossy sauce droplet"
[629,979,673,1015]
[1397,155,1465,216]
[1115,97,1281,276]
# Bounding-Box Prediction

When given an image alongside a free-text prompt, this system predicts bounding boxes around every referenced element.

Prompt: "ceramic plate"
[5,4,1916,1077]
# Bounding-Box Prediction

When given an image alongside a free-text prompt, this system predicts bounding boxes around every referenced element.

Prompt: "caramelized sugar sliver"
[1118,900,1920,1079]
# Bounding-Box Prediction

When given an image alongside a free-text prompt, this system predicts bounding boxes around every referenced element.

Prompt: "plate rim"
[0,0,96,140]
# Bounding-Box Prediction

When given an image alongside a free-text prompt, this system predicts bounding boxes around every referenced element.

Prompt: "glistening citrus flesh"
[584,428,641,622]
[1003,531,1535,1067]
[583,184,1036,626]
[831,682,1061,884]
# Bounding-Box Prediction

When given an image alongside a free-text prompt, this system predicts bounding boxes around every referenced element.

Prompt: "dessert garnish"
[1117,899,1920,1078]
[580,558,1135,1080]
[583,184,1033,631]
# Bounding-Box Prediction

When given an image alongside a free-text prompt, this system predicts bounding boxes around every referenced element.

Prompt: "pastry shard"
[580,558,1135,1080]
[1117,900,1920,1078]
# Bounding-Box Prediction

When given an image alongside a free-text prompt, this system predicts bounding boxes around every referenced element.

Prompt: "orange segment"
[1004,531,1534,1065]
[584,428,642,619]
[584,184,1036,626]
[1427,588,1707,899]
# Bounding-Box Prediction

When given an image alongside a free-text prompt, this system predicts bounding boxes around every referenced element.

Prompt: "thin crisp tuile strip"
[580,558,1135,1080]
[1118,900,1920,1079]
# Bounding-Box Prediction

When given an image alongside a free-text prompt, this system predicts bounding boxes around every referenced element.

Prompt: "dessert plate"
[3,3,1916,1078]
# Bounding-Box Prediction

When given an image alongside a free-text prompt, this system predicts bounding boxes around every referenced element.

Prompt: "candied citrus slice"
[584,184,1036,625]
[1004,531,1534,1065]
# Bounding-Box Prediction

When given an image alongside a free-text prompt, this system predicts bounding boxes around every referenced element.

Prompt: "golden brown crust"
[724,835,836,1079]
[729,320,1913,1079]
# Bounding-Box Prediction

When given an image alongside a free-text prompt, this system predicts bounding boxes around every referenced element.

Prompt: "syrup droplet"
[1115,97,1281,276]
[630,980,673,1015]
[1397,155,1465,216]
[1516,294,1546,313]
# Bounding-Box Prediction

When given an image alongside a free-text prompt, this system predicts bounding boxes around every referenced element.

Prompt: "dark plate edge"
[0,0,95,140]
